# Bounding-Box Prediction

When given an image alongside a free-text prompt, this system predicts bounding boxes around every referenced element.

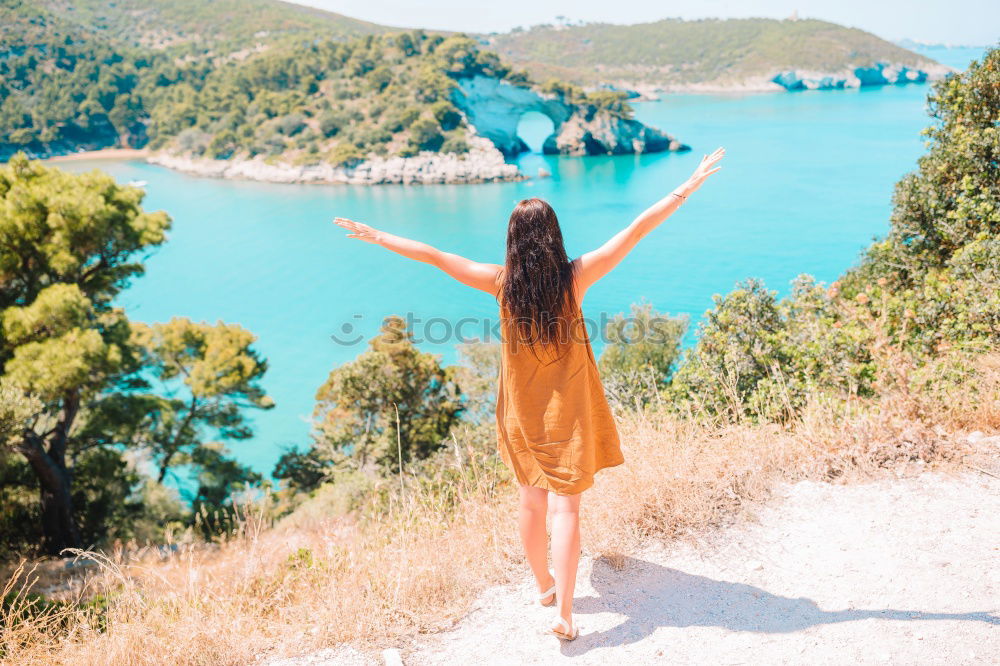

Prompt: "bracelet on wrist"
[671,192,686,199]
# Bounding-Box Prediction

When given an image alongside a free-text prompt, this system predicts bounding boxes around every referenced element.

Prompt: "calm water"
[58,47,986,477]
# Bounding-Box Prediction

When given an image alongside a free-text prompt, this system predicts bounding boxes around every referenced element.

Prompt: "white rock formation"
[451,76,570,156]
[771,62,953,91]
[147,136,523,186]
[452,76,687,157]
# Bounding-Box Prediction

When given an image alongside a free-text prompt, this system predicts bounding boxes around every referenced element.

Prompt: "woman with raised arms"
[335,147,724,640]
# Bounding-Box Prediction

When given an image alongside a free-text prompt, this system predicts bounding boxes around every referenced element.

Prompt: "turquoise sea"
[58,47,988,478]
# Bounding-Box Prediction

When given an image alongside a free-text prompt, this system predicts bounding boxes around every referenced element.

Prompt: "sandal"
[536,570,556,607]
[548,615,579,640]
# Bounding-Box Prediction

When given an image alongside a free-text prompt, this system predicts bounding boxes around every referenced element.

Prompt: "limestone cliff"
[147,135,523,186]
[771,61,952,91]
[543,107,686,157]
[451,76,688,158]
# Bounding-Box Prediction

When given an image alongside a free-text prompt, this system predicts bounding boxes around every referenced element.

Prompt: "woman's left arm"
[335,217,501,295]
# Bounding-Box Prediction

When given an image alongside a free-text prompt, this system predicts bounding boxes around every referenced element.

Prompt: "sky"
[300,0,999,46]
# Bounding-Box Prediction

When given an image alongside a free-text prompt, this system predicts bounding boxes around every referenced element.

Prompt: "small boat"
[127,180,148,188]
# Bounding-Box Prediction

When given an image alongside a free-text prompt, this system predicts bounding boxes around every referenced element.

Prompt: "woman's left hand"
[334,217,382,244]
[686,147,725,190]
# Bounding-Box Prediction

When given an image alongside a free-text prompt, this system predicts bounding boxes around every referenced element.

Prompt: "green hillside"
[0,4,946,164]
[37,0,386,50]
[0,2,638,164]
[486,18,941,87]
[143,32,528,164]
[0,2,154,154]
[0,0,393,159]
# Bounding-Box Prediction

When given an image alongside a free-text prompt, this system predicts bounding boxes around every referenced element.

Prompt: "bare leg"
[550,491,582,626]
[518,484,554,603]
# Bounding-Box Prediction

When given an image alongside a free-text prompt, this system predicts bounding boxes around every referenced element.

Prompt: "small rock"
[382,647,403,666]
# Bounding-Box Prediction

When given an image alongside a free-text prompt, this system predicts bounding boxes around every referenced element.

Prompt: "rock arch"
[451,76,689,158]
[451,76,570,157]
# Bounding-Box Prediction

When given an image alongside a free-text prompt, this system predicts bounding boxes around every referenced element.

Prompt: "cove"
[56,52,982,478]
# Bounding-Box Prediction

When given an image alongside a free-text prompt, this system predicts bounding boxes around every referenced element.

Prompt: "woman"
[335,147,724,640]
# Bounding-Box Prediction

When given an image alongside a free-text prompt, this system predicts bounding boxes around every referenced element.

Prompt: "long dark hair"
[500,198,577,348]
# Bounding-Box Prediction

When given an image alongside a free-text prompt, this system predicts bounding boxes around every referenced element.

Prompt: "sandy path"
[270,470,999,665]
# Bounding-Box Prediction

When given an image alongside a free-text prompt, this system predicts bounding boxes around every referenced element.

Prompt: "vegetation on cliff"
[0,3,153,158]
[144,32,532,164]
[0,1,650,166]
[486,18,942,88]
[38,0,385,51]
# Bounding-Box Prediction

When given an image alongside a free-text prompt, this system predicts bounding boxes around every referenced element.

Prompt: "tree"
[124,318,274,486]
[842,48,1000,353]
[307,316,463,476]
[0,155,169,554]
[863,49,1000,286]
[668,50,1000,422]
[599,303,687,380]
[69,317,273,541]
[408,117,444,152]
[598,303,687,410]
[430,101,462,131]
[453,341,501,424]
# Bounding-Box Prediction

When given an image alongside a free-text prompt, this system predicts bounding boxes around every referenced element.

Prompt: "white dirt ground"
[269,470,1000,666]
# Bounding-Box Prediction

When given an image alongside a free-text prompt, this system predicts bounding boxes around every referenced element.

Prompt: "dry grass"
[3,353,999,665]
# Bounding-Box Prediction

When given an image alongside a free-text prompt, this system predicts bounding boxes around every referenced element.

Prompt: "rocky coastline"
[768,61,953,91]
[147,136,525,186]
[142,77,693,186]
[36,61,944,186]
[598,61,954,98]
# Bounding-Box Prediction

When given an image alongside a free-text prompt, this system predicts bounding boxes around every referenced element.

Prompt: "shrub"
[670,279,787,420]
[408,117,443,152]
[440,130,470,154]
[431,101,462,131]
[366,65,393,92]
[382,105,422,133]
[327,142,364,166]
[598,303,687,411]
[318,110,348,137]
[310,316,464,475]
[273,113,307,136]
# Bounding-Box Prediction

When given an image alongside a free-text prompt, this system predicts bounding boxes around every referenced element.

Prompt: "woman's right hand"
[685,147,725,192]
[334,217,382,244]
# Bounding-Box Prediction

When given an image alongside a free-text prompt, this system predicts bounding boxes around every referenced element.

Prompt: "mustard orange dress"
[495,291,624,495]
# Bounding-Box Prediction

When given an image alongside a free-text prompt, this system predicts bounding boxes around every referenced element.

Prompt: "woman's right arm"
[573,147,725,295]
[334,217,502,295]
